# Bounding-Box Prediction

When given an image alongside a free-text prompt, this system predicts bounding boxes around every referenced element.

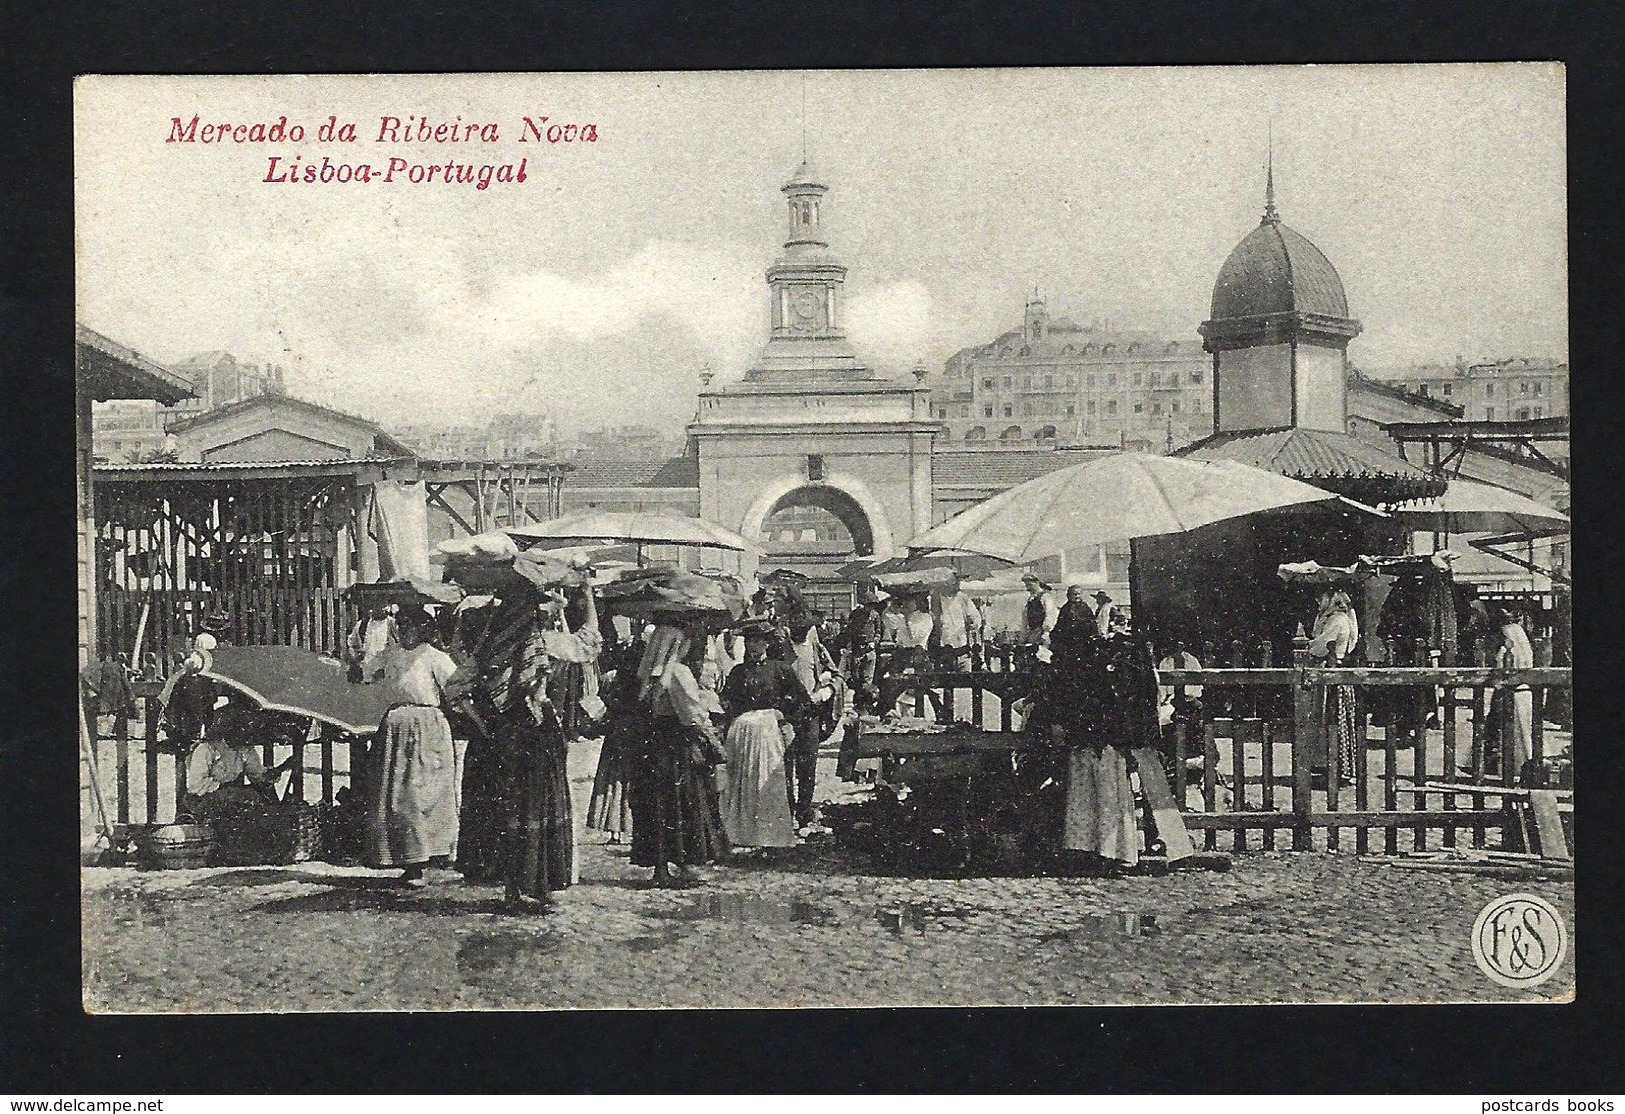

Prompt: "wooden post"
[115,711,130,826]
[145,695,160,825]
[1290,635,1314,851]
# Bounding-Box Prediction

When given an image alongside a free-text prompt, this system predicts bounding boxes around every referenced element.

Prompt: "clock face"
[793,290,821,321]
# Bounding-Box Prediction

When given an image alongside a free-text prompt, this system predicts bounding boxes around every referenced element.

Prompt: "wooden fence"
[97,586,356,669]
[872,656,1571,854]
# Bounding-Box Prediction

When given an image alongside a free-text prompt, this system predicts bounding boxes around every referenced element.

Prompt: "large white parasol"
[906,452,1357,564]
[506,509,760,555]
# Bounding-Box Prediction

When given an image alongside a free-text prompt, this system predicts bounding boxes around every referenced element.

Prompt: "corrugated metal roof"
[570,457,700,489]
[77,325,196,405]
[1174,427,1431,478]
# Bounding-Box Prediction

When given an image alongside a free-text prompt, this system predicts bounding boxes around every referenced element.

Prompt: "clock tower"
[689,159,941,566]
[745,160,876,382]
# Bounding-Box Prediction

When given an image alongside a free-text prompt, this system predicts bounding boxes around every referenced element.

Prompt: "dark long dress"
[628,715,728,869]
[455,603,576,895]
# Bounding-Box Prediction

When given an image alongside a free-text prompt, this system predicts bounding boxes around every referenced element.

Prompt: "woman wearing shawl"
[454,592,578,909]
[718,622,813,850]
[628,621,729,886]
[1032,600,1141,872]
[1307,587,1361,785]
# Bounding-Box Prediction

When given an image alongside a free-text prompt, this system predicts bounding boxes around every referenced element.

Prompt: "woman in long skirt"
[628,625,728,885]
[365,608,461,888]
[497,710,575,908]
[587,653,641,842]
[1308,588,1361,783]
[717,624,811,849]
[1491,606,1536,782]
[1045,604,1140,871]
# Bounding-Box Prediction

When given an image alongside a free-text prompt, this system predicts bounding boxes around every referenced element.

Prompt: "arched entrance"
[759,484,875,557]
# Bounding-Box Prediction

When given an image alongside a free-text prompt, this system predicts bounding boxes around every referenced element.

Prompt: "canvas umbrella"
[1385,477,1569,535]
[202,645,398,735]
[506,509,760,556]
[905,451,1354,564]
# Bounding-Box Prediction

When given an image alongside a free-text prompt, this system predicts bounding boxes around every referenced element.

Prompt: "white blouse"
[380,643,458,706]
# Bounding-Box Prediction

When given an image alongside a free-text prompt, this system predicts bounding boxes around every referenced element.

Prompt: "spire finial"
[1263,120,1279,224]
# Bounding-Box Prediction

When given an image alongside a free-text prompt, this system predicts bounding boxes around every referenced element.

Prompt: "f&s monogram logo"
[1472,893,1568,989]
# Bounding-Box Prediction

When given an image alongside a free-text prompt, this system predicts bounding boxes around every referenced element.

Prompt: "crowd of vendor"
[111,541,1561,908]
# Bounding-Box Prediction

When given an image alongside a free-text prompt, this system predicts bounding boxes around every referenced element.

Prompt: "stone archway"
[739,472,897,560]
[761,484,875,556]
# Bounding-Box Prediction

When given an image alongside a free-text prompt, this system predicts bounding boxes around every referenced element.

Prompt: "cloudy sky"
[75,66,1566,435]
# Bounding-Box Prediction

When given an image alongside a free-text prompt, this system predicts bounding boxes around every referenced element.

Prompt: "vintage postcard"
[75,67,1570,1012]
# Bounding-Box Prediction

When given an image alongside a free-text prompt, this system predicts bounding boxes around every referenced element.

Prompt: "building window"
[1134,403,1144,414]
[1065,403,1076,417]
[1106,400,1118,416]
[1128,343,1140,354]
[1519,382,1530,396]
[1189,368,1203,385]
[1133,373,1143,388]
[1417,385,1430,397]
[1019,346,1031,357]
[982,378,994,391]
[1171,400,1180,413]
[1062,345,1075,355]
[964,426,986,441]
[1533,381,1543,397]
[1486,383,1494,397]
[937,408,948,419]
[1103,344,1116,355]
[1044,374,1054,389]
[983,405,994,418]
[1021,376,1032,389]
[1000,425,1023,441]
[1442,384,1452,397]
[1515,407,1531,420]
[1064,374,1075,388]
[1086,400,1096,414]
[1148,371,1161,388]
[1106,373,1117,387]
[1002,404,1013,418]
[1151,402,1162,415]
[1086,374,1096,389]
[1003,376,1013,389]
[1533,406,1544,418]
[1485,407,1495,420]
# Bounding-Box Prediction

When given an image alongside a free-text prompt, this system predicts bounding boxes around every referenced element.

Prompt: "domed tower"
[1198,163,1362,433]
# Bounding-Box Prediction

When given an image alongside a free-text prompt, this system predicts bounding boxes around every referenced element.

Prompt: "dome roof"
[1209,217,1350,321]
[783,159,826,190]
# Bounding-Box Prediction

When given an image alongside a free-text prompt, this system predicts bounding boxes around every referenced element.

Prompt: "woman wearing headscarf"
[364,606,462,888]
[628,620,729,886]
[718,621,814,850]
[586,618,643,844]
[1307,587,1361,784]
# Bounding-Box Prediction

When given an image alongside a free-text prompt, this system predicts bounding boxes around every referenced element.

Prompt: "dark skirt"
[628,718,728,869]
[504,721,575,898]
[456,734,511,883]
[457,715,575,895]
[587,712,638,835]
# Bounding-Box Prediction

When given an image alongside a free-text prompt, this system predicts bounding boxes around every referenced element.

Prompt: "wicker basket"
[136,823,215,870]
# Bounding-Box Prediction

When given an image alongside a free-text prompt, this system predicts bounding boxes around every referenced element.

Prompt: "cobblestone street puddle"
[656,893,839,927]
[875,902,979,934]
[1034,912,1163,943]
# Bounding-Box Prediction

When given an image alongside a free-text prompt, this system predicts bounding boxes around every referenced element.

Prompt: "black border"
[5,0,1622,1094]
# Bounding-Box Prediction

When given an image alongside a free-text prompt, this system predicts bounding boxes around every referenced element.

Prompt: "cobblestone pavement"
[82,757,1574,1013]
